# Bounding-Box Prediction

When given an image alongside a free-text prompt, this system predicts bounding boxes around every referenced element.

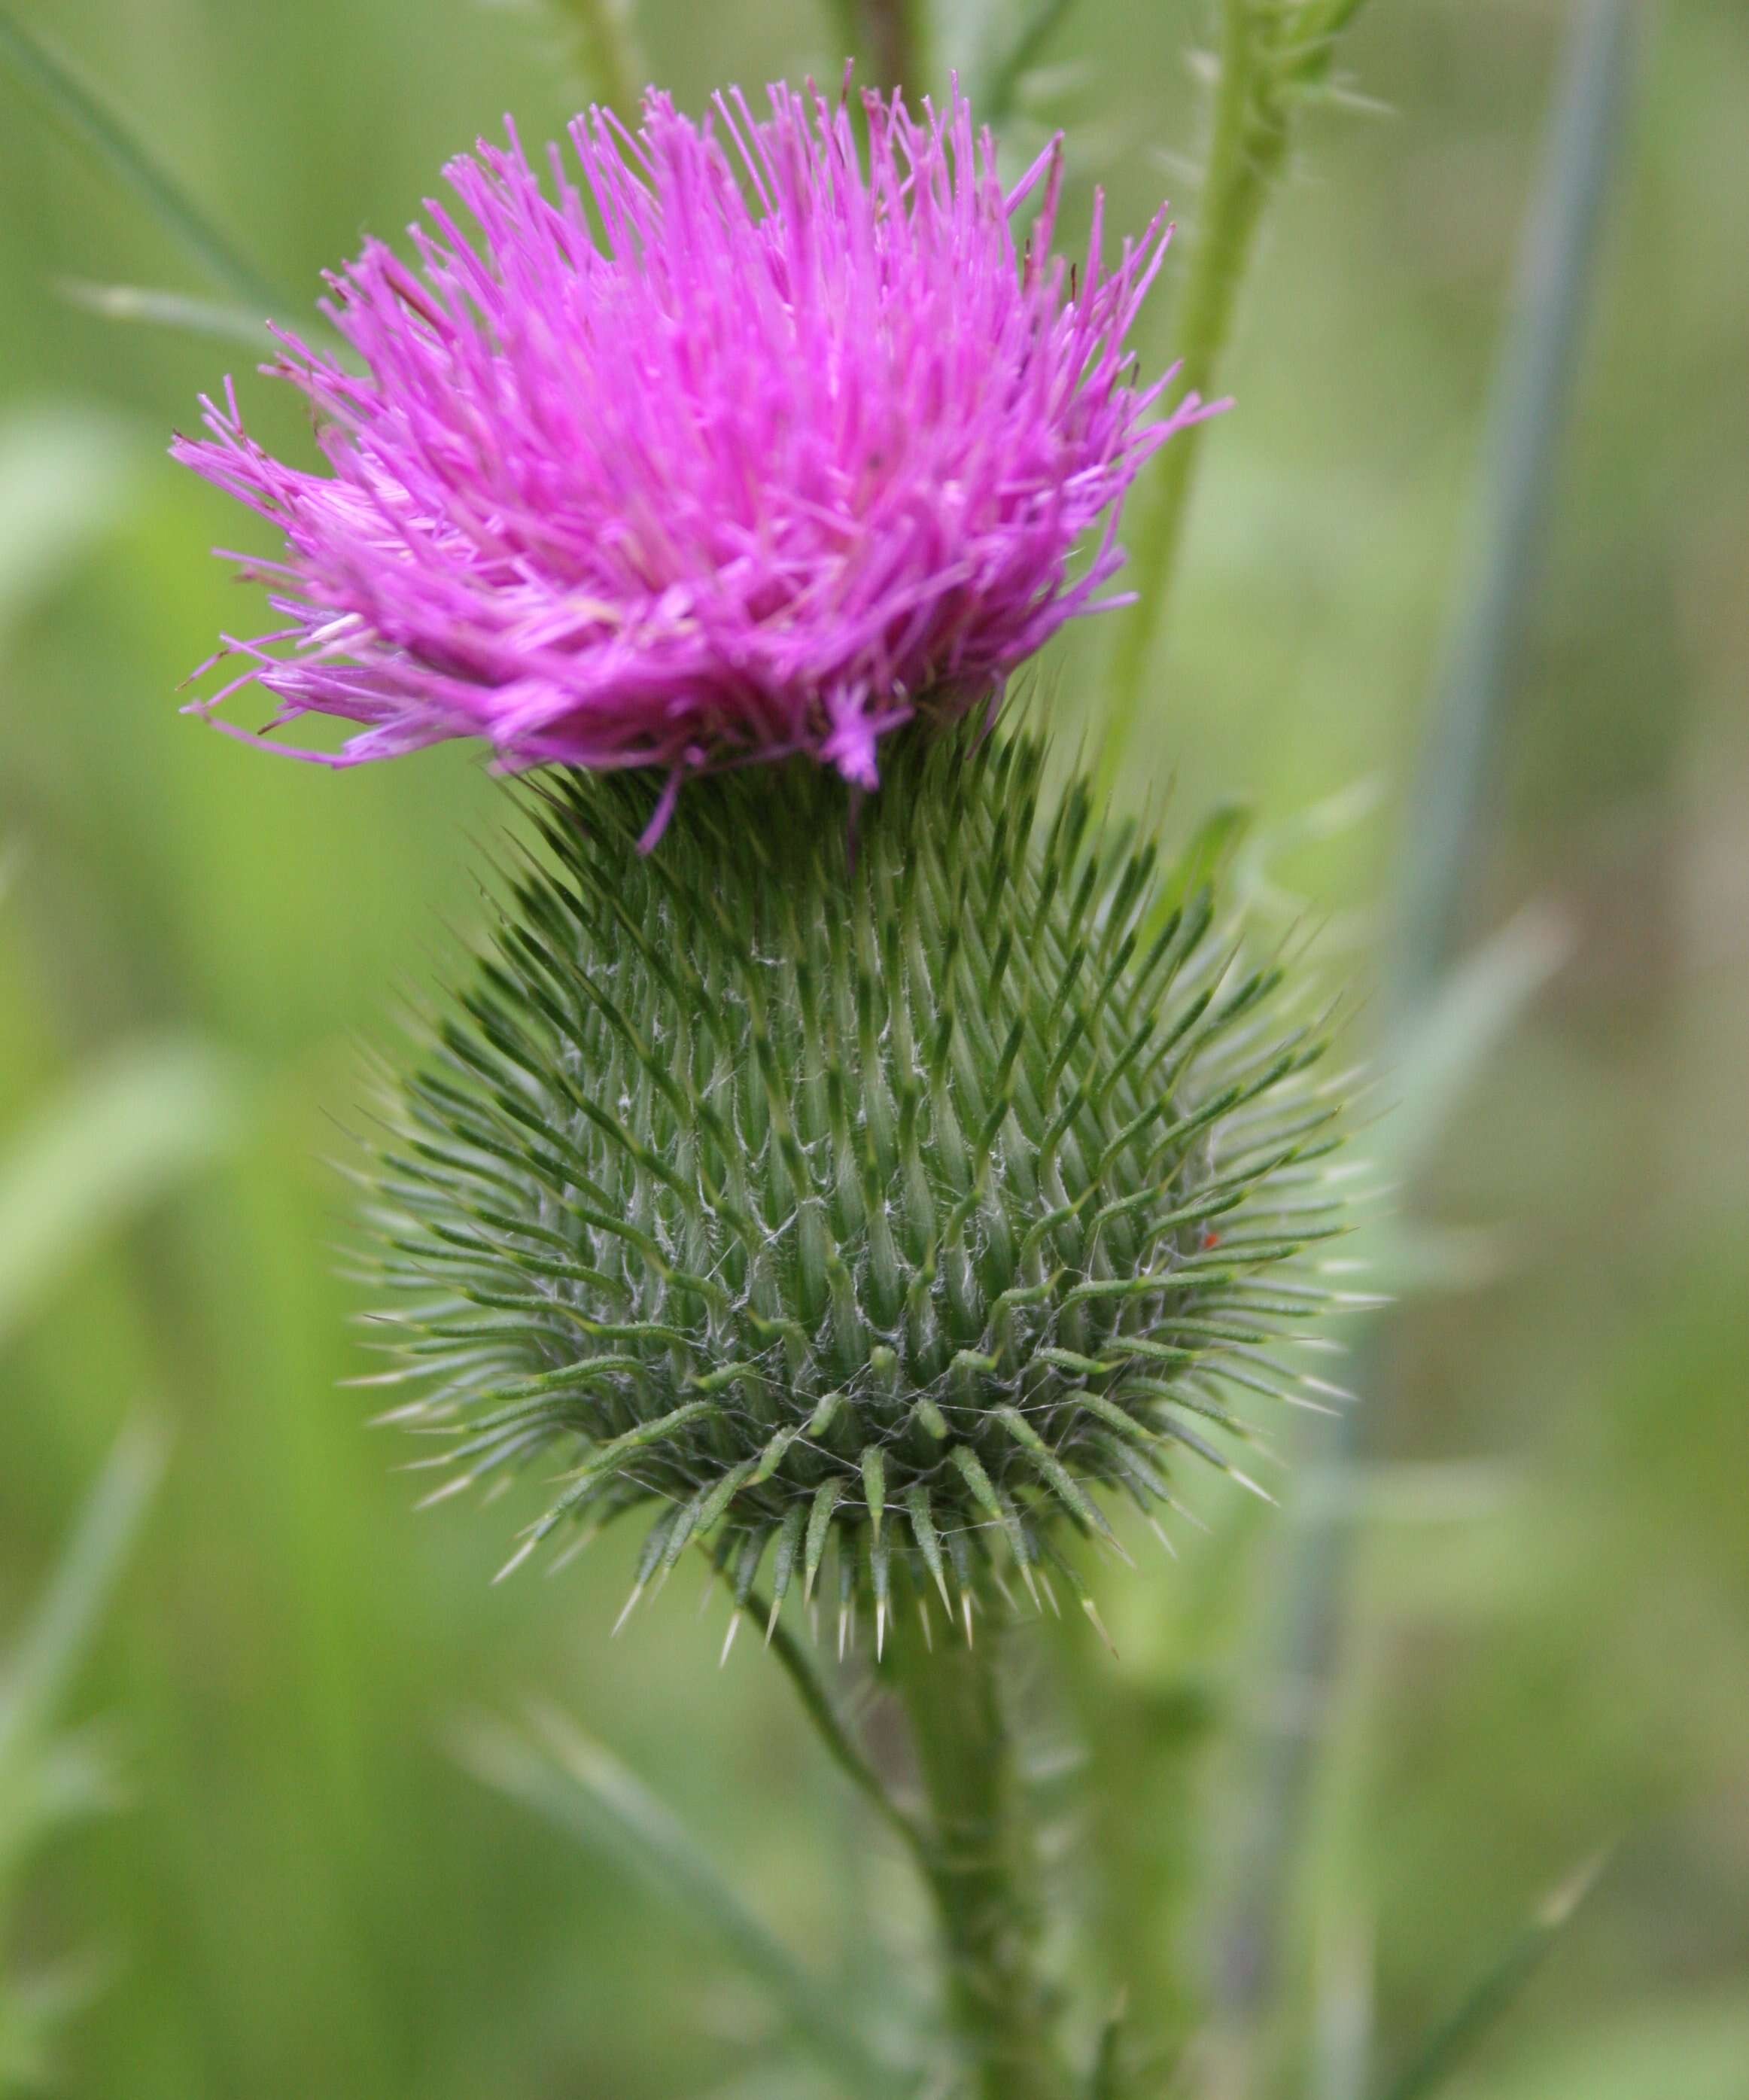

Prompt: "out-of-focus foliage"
[0,0,1744,2095]
[0,1424,163,2090]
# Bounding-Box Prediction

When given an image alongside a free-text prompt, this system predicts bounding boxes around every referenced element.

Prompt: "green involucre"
[364,726,1351,1639]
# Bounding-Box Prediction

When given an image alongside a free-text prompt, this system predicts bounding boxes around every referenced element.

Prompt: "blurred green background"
[1,0,1744,2095]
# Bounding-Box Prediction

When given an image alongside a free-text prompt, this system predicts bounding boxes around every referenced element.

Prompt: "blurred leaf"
[1227,775,1386,930]
[0,406,140,651]
[1374,1852,1610,2100]
[0,1038,245,1349]
[1455,1994,1749,2100]
[1382,905,1570,1186]
[1384,0,1639,1018]
[0,1417,168,1768]
[0,1422,163,2094]
[976,0,1080,127]
[2,1726,126,1864]
[0,1949,110,2094]
[58,279,274,350]
[455,1706,908,2100]
[0,5,283,311]
[1309,1909,1373,2100]
[1157,802,1252,918]
[695,2067,835,2100]
[505,0,643,109]
[1086,1997,1127,2098]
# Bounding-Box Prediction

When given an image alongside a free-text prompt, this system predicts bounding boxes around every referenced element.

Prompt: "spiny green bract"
[363,726,1352,1651]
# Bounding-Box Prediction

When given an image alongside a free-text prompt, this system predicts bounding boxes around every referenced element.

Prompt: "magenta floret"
[176,82,1213,821]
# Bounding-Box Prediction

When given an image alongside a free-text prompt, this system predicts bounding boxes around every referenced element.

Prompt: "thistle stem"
[1096,0,1287,798]
[889,1623,1072,2100]
[1097,0,1373,802]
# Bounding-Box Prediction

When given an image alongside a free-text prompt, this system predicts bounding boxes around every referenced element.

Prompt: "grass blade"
[0,406,139,650]
[0,1036,245,1348]
[1381,905,1569,1185]
[0,1422,165,2088]
[0,5,284,311]
[1087,1995,1127,2098]
[1374,1853,1609,2100]
[59,279,273,349]
[0,1417,168,1761]
[1387,0,1640,1022]
[456,1706,908,2100]
[753,1590,929,1866]
[1212,0,1640,2053]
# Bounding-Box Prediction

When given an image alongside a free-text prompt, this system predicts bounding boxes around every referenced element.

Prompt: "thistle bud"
[367,723,1346,1644]
[170,82,1352,1648]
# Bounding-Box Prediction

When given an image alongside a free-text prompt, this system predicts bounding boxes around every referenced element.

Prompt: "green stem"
[890,1623,1072,2100]
[1097,0,1373,802]
[1096,0,1288,799]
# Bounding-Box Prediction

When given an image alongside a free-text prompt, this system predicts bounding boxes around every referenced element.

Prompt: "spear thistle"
[173,81,1353,2098]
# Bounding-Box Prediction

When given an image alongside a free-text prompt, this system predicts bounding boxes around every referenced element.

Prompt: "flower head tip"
[175,82,1213,820]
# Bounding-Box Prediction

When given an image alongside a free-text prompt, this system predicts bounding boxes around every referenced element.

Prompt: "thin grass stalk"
[748,1580,935,1870]
[1213,0,1640,2064]
[1384,0,1638,1026]
[1374,1853,1609,2100]
[0,5,283,311]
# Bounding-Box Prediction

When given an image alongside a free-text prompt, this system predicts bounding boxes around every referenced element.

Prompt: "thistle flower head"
[367,726,1352,1650]
[175,83,1207,817]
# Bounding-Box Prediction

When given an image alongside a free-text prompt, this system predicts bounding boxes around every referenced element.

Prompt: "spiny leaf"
[765,1504,807,1635]
[904,1485,951,1608]
[950,1443,1029,1567]
[859,1443,886,1540]
[692,1456,759,1537]
[753,1425,799,1484]
[803,1480,842,1603]
[995,1406,1125,1555]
